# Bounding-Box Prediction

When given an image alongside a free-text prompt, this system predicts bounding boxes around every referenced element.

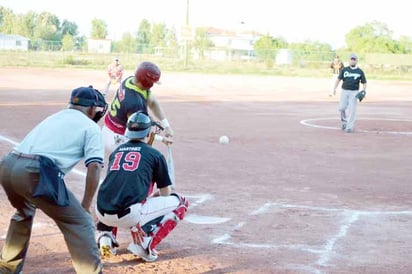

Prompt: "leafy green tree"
[150,23,167,54]
[193,27,214,59]
[398,35,412,54]
[61,20,78,37]
[17,11,37,39]
[345,21,397,53]
[90,18,107,39]
[165,27,179,57]
[289,40,332,61]
[136,19,151,53]
[61,34,75,51]
[33,12,60,41]
[116,32,136,53]
[0,6,16,34]
[254,35,287,67]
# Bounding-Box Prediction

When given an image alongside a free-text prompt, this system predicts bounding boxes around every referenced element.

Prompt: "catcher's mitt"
[356,90,366,102]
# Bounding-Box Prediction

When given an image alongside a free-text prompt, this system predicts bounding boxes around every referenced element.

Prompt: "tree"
[193,27,214,59]
[254,35,287,67]
[32,12,61,50]
[16,11,37,39]
[345,21,397,53]
[0,6,16,34]
[398,35,412,54]
[165,27,179,57]
[115,32,136,53]
[61,34,76,51]
[289,40,332,61]
[61,20,78,37]
[136,19,151,53]
[90,18,107,39]
[150,23,167,54]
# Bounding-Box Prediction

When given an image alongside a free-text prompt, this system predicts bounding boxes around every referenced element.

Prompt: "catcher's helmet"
[135,61,161,90]
[125,111,153,139]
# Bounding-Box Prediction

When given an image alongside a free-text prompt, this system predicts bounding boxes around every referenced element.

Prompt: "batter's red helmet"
[135,61,161,90]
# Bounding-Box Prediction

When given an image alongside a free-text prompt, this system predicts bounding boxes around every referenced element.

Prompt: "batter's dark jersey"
[97,140,172,213]
[338,66,367,91]
[104,76,151,134]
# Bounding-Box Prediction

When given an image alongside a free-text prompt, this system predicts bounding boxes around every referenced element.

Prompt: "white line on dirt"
[300,117,412,135]
[212,202,412,272]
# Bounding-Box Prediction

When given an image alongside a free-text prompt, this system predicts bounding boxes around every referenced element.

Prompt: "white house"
[203,28,261,61]
[87,38,111,53]
[0,34,29,51]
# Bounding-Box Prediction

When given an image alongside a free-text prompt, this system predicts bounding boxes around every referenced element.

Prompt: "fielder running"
[333,53,367,133]
[95,111,188,262]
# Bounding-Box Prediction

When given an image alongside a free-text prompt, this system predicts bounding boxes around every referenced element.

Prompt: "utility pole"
[184,0,189,69]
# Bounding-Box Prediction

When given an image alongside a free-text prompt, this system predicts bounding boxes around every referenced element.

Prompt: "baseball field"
[1,67,412,273]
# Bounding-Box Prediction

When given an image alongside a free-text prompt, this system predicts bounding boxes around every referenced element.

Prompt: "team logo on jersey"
[343,71,361,80]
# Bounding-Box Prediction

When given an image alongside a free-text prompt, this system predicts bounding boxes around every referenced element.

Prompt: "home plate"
[185,214,230,224]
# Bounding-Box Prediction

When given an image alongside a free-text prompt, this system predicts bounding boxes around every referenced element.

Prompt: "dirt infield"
[1,67,412,274]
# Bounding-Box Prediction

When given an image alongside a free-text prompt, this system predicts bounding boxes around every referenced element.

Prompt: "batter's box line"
[212,202,412,269]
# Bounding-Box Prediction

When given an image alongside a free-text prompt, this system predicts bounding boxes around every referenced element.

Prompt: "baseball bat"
[166,145,175,189]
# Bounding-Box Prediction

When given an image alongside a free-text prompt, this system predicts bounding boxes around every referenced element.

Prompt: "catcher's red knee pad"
[149,194,189,249]
[149,213,179,249]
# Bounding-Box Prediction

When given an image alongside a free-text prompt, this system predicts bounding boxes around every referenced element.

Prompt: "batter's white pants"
[101,125,128,154]
[95,196,180,229]
[338,89,358,130]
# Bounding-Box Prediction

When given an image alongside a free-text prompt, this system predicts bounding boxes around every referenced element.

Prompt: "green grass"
[1,51,412,81]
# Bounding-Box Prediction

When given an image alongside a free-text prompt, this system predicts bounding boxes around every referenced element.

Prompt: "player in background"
[103,57,124,96]
[102,61,173,153]
[333,53,367,133]
[95,111,188,261]
[329,55,344,97]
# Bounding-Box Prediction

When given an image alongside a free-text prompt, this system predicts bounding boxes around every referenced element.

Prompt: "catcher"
[95,111,188,262]
[332,53,367,133]
[103,57,124,96]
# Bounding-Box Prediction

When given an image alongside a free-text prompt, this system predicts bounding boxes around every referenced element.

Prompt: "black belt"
[11,151,40,160]
[98,207,131,219]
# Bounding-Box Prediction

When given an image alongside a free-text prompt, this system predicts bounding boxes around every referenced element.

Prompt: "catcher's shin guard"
[148,194,189,250]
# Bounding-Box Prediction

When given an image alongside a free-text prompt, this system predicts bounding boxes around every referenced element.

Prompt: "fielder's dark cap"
[350,53,358,60]
[70,86,107,108]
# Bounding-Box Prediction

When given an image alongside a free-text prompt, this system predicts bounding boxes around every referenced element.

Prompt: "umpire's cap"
[70,86,107,108]
[125,111,153,139]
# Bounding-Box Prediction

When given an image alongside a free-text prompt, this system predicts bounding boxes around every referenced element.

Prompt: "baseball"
[219,135,229,144]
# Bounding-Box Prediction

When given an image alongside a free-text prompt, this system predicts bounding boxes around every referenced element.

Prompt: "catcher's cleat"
[97,232,119,257]
[127,242,158,262]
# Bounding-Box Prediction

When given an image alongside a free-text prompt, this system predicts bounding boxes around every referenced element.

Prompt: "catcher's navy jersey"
[97,140,172,213]
[104,76,151,134]
[338,66,367,91]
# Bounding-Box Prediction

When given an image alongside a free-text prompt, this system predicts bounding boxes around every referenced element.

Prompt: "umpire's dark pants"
[0,153,102,274]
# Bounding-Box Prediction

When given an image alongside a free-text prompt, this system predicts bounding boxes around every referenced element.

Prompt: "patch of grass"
[1,51,412,81]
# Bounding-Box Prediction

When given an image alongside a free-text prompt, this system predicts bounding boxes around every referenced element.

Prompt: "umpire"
[0,86,107,273]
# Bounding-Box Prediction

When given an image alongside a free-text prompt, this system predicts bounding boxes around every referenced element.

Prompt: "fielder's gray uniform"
[337,66,367,131]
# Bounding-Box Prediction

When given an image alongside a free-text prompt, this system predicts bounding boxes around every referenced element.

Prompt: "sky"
[1,0,411,49]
